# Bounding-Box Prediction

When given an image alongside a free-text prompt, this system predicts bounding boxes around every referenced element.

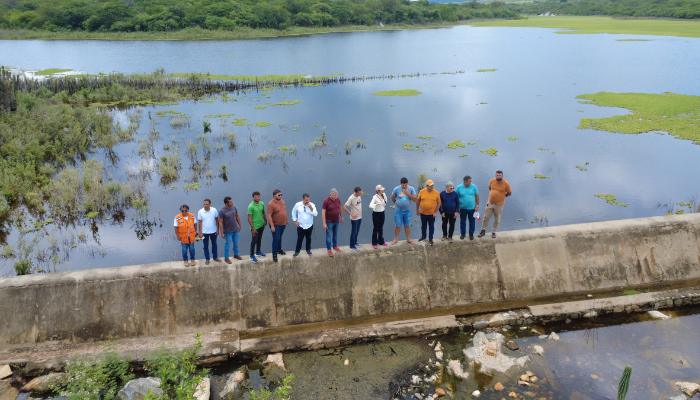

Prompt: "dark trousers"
[371,211,385,245]
[442,213,457,238]
[420,214,435,241]
[271,224,286,255]
[250,226,264,257]
[459,209,476,237]
[350,219,362,248]
[202,233,218,260]
[295,226,313,253]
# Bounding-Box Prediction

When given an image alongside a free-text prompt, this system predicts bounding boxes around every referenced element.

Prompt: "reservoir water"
[1,25,699,275]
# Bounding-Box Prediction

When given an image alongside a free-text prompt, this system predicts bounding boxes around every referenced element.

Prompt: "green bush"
[14,259,32,275]
[249,374,295,400]
[54,353,133,400]
[144,334,207,400]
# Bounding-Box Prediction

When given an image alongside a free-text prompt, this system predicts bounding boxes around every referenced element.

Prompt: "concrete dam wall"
[1,213,699,349]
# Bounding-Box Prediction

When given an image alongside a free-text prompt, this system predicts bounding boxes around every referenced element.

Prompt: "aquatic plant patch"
[477,68,497,73]
[255,121,273,127]
[480,147,498,156]
[534,173,550,179]
[470,16,700,38]
[577,92,700,144]
[373,89,422,97]
[594,194,629,207]
[447,140,465,149]
[35,68,73,76]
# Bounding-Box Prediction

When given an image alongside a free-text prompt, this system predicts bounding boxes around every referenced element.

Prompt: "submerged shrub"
[14,259,32,275]
[54,353,133,400]
[144,335,207,400]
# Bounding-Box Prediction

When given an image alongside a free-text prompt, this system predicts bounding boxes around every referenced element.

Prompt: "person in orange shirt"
[174,204,197,267]
[416,179,441,244]
[478,170,512,239]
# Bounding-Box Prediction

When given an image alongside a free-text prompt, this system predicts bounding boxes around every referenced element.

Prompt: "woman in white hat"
[369,184,389,249]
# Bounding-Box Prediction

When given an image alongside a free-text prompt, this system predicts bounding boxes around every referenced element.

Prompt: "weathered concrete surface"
[0,214,699,360]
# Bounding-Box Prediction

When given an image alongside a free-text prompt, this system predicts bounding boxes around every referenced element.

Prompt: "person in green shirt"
[247,191,266,264]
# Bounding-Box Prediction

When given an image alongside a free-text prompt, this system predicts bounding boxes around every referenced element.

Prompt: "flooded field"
[209,307,700,399]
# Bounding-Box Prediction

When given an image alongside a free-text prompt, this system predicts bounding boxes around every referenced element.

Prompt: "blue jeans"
[459,209,476,237]
[224,231,240,258]
[325,222,339,250]
[350,219,362,248]
[271,224,286,254]
[202,233,218,260]
[181,243,195,261]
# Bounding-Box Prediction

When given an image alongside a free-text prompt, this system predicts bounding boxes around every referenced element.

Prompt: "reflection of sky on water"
[1,27,700,275]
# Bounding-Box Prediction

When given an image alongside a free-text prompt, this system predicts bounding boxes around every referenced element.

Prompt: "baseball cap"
[425,179,434,186]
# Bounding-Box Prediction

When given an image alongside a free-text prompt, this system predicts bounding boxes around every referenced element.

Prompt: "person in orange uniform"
[478,170,512,239]
[416,179,441,245]
[174,204,197,266]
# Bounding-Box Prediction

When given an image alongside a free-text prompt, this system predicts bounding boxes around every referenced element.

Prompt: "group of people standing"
[173,170,512,266]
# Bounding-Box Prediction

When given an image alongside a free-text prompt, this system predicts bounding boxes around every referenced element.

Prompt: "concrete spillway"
[1,214,699,364]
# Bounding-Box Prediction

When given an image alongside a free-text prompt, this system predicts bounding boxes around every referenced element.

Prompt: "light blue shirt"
[455,183,479,210]
[392,185,416,211]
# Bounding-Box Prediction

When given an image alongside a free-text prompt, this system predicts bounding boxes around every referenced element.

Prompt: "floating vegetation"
[158,146,181,184]
[373,89,421,97]
[507,136,519,142]
[528,159,536,164]
[534,173,550,179]
[226,132,237,150]
[35,68,73,76]
[184,182,200,191]
[271,100,302,106]
[310,131,328,150]
[255,121,273,128]
[576,162,590,171]
[480,147,498,156]
[447,140,466,149]
[204,113,235,119]
[233,118,248,126]
[202,121,212,133]
[345,140,367,155]
[278,145,297,155]
[617,38,652,42]
[219,165,228,182]
[169,114,190,129]
[417,135,433,140]
[257,151,275,163]
[595,193,629,207]
[402,143,416,151]
[458,153,468,158]
[155,110,185,117]
[577,92,700,143]
[477,68,497,73]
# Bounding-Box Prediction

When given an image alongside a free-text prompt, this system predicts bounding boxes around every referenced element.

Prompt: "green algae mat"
[577,92,700,144]
[470,16,700,38]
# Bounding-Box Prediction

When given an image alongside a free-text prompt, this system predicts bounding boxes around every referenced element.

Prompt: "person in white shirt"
[292,193,318,256]
[368,184,388,249]
[344,186,363,250]
[197,198,220,265]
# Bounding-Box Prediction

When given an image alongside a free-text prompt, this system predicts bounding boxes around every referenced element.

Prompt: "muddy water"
[215,307,700,399]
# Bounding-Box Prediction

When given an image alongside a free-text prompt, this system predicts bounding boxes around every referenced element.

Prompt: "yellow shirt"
[417,188,441,215]
[488,178,512,206]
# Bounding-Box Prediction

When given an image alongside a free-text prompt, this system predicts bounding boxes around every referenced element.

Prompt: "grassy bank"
[577,92,700,143]
[470,16,700,38]
[0,23,466,41]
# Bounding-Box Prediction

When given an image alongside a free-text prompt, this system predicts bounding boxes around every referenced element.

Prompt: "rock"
[117,377,162,400]
[446,360,469,380]
[547,332,560,341]
[505,340,519,351]
[532,345,544,356]
[524,391,537,397]
[647,310,670,320]
[435,387,446,397]
[434,342,444,361]
[0,365,11,380]
[21,372,67,394]
[194,377,210,400]
[427,374,438,384]
[508,391,518,398]
[583,310,598,318]
[590,373,599,380]
[494,382,504,391]
[518,380,531,386]
[264,353,285,371]
[471,389,481,398]
[675,381,700,397]
[520,374,530,382]
[586,294,593,298]
[1,379,19,400]
[344,358,350,366]
[464,332,529,375]
[217,367,246,399]
[529,376,539,383]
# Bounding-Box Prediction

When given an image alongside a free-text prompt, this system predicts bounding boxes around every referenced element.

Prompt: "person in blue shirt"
[439,181,460,241]
[455,175,480,240]
[390,177,417,245]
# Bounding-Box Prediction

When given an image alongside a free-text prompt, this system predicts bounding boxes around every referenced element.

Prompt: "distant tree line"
[512,0,700,19]
[0,0,518,31]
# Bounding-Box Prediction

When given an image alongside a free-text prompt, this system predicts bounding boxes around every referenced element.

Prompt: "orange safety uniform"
[175,212,197,244]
